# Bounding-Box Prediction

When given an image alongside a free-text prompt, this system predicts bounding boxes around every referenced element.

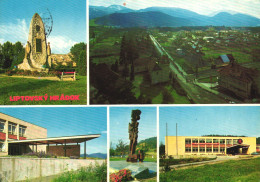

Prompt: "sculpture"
[127,109,145,162]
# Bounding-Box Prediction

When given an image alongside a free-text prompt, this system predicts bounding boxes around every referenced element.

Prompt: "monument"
[127,109,145,162]
[18,13,49,71]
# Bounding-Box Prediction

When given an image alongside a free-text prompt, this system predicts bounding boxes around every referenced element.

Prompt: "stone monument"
[18,13,49,71]
[127,109,145,162]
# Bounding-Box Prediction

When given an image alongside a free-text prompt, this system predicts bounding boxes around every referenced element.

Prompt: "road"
[150,34,235,104]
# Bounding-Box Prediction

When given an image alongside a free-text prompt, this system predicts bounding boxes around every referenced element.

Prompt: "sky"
[90,0,260,19]
[110,107,157,149]
[159,106,260,144]
[0,0,86,54]
[0,107,107,154]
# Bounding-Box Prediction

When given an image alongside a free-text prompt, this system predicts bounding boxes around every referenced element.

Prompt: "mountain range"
[90,5,260,27]
[80,153,107,159]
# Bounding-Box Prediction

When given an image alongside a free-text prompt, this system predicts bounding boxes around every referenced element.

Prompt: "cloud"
[0,19,28,44]
[47,35,78,54]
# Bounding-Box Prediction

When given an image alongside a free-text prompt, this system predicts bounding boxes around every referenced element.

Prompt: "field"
[0,75,87,105]
[160,157,260,182]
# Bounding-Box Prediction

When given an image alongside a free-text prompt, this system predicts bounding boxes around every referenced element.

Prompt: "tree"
[70,42,86,64]
[130,62,135,81]
[2,41,14,68]
[78,50,86,76]
[159,143,165,157]
[115,139,128,155]
[11,41,24,68]
[119,35,127,65]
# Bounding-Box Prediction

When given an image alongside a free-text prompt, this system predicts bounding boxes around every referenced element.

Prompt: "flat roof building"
[0,112,100,157]
[165,136,256,156]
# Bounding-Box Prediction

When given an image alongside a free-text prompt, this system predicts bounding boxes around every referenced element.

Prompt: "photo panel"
[159,106,260,181]
[89,0,260,104]
[109,106,157,181]
[0,107,107,181]
[0,0,87,105]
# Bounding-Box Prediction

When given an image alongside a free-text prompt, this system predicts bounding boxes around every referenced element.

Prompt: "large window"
[19,126,26,137]
[206,139,212,143]
[213,147,219,153]
[185,147,191,153]
[185,138,191,144]
[220,139,225,144]
[220,147,225,152]
[0,143,5,152]
[192,147,198,152]
[199,139,205,143]
[8,123,16,135]
[36,39,42,53]
[192,138,198,143]
[226,139,232,144]
[36,25,40,32]
[199,147,205,152]
[0,119,5,132]
[206,147,212,152]
[213,139,219,143]
[233,139,238,144]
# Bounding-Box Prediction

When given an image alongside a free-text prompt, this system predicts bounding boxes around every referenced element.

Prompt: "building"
[218,62,259,99]
[0,112,100,157]
[165,136,256,156]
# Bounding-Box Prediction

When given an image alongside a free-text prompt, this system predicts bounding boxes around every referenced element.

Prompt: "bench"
[60,71,76,81]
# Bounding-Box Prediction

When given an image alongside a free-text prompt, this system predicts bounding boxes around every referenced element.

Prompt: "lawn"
[53,163,107,182]
[110,156,157,162]
[0,75,87,105]
[160,157,260,182]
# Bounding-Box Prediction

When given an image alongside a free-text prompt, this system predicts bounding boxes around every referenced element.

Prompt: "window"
[192,147,198,152]
[233,139,238,144]
[199,147,205,152]
[185,138,191,144]
[0,119,5,132]
[192,138,198,143]
[226,139,232,144]
[185,147,191,152]
[206,147,212,152]
[36,39,42,53]
[206,139,212,143]
[213,147,219,153]
[199,139,205,143]
[220,147,225,152]
[36,25,40,32]
[0,143,5,152]
[8,123,16,135]
[220,139,225,144]
[213,139,219,143]
[19,126,26,137]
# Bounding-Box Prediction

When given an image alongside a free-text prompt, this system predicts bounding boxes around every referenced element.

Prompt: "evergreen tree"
[119,35,127,65]
[130,61,135,81]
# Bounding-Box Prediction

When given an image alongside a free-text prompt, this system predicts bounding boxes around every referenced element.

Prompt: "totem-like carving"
[127,109,145,162]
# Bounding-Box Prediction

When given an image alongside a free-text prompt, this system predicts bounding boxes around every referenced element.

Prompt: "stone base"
[18,58,48,72]
[127,154,138,162]
[125,165,149,179]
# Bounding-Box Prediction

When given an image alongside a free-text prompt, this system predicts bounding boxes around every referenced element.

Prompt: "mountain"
[81,153,107,159]
[91,5,260,27]
[89,5,134,19]
[210,12,260,26]
[95,11,193,27]
[137,137,157,149]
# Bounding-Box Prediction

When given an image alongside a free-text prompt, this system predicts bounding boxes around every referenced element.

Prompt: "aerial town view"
[90,0,260,104]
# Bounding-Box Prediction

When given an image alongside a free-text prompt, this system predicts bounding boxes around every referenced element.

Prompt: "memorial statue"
[127,109,145,162]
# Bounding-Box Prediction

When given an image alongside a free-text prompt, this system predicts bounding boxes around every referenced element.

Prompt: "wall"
[48,145,80,157]
[0,157,105,182]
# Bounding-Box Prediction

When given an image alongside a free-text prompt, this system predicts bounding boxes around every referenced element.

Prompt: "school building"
[165,136,257,156]
[0,112,100,157]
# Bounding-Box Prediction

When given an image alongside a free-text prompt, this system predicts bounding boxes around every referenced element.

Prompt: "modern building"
[165,136,256,156]
[0,112,100,157]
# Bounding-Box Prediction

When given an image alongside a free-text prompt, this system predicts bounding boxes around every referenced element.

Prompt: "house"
[150,63,170,85]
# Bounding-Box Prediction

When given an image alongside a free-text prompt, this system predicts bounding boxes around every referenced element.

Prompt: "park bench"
[60,71,76,81]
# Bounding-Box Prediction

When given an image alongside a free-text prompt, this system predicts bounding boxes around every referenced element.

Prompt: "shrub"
[110,169,132,182]
[23,151,55,158]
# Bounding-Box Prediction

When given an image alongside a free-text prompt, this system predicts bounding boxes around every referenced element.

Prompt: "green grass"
[89,19,98,27]
[160,157,260,182]
[198,76,218,83]
[52,163,107,182]
[0,75,87,105]
[160,157,216,167]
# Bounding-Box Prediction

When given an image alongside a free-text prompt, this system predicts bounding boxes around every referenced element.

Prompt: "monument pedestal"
[127,154,138,162]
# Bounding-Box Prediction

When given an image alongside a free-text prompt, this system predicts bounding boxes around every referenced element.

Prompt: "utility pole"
[166,123,168,158]
[176,123,178,156]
